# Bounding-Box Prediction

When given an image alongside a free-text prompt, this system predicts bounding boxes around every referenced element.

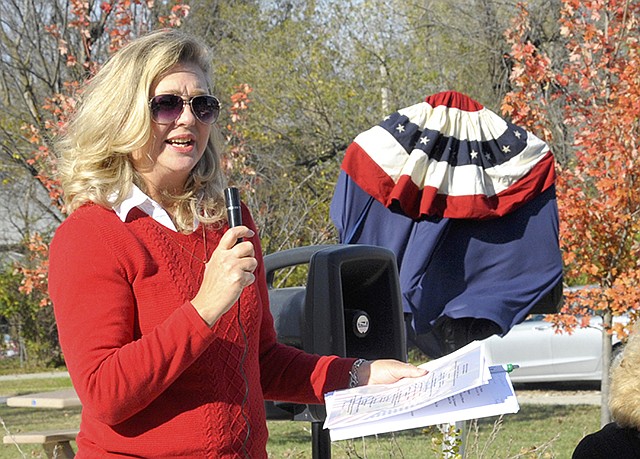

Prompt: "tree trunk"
[379,63,389,115]
[600,310,613,426]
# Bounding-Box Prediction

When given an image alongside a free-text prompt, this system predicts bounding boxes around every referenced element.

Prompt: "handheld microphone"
[224,187,243,243]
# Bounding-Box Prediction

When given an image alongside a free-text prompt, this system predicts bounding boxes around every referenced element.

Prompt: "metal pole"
[311,421,331,459]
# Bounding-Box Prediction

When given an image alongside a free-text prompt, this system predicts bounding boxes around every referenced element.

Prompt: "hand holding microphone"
[191,187,257,326]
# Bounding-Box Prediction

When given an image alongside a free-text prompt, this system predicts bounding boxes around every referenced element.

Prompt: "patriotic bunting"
[341,90,556,219]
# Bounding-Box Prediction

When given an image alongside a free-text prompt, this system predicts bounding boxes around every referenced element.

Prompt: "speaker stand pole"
[311,421,331,459]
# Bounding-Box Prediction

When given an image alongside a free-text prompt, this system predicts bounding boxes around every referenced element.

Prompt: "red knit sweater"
[48,203,353,458]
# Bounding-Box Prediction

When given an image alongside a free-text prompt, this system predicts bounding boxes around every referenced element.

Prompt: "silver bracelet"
[349,358,367,388]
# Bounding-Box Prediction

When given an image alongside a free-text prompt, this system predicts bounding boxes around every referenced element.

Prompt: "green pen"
[490,364,520,373]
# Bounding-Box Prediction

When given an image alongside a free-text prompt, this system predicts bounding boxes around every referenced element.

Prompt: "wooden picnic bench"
[3,428,78,458]
[3,388,80,458]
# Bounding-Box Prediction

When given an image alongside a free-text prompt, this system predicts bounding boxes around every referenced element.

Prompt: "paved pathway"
[516,389,600,405]
[0,371,70,404]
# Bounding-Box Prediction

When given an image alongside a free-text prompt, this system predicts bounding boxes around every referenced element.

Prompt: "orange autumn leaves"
[503,0,640,338]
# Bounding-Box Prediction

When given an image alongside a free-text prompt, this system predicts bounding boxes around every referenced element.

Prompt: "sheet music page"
[327,365,519,441]
[324,341,489,430]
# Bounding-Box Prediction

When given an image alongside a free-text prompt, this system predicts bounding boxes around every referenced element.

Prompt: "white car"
[483,313,627,383]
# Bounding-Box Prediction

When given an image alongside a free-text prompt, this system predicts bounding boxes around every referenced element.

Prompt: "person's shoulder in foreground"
[573,326,640,458]
[572,422,640,458]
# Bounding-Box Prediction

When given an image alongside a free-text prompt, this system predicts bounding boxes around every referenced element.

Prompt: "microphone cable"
[224,187,251,458]
[237,298,250,459]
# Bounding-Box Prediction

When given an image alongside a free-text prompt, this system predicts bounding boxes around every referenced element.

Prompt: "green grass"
[267,405,599,458]
[0,376,601,459]
[0,377,73,396]
[0,359,60,377]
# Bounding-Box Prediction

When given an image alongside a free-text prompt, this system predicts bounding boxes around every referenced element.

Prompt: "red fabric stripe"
[424,91,484,112]
[342,141,397,203]
[343,145,556,220]
[392,152,556,219]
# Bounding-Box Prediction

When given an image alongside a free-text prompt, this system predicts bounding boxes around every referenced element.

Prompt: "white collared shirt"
[110,185,185,232]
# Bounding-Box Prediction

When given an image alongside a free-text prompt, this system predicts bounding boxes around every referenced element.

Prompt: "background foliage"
[503,0,640,423]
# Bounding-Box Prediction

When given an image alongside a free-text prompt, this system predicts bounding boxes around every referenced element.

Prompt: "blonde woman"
[572,329,640,458]
[49,29,425,458]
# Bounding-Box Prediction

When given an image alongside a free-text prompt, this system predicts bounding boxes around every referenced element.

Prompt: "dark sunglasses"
[148,94,221,124]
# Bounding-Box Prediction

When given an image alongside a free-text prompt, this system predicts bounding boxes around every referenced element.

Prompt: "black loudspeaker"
[264,244,407,423]
[302,245,406,361]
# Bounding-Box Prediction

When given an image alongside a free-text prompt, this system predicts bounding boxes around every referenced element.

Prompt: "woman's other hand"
[356,359,428,386]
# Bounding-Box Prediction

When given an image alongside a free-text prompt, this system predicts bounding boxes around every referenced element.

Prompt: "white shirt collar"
[110,184,178,231]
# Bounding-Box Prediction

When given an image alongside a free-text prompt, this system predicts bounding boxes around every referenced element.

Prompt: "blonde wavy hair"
[609,325,640,428]
[55,29,227,232]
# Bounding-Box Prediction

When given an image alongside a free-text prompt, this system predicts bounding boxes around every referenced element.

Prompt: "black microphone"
[224,187,243,243]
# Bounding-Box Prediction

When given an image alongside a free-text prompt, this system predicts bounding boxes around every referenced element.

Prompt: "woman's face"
[132,62,212,195]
